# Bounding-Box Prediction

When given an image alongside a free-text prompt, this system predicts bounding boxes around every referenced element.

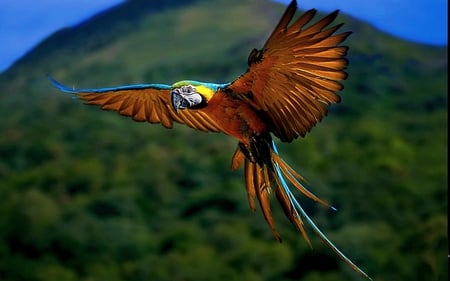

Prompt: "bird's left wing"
[48,76,221,132]
[224,0,351,142]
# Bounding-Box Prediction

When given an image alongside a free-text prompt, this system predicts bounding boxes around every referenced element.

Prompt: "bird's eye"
[180,85,196,95]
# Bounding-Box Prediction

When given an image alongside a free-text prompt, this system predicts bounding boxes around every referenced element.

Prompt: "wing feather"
[287,9,317,33]
[226,1,350,142]
[48,76,221,133]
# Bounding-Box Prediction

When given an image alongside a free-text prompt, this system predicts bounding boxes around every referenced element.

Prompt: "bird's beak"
[171,88,205,112]
[171,90,186,113]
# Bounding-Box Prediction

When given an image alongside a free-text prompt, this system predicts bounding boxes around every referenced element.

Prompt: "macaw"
[49,0,371,279]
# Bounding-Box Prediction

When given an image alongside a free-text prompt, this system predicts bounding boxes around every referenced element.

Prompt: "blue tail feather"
[271,141,372,280]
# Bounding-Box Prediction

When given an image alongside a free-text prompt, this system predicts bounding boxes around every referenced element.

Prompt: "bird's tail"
[231,140,371,280]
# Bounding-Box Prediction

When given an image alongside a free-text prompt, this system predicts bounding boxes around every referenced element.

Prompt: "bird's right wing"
[224,0,350,142]
[48,75,221,133]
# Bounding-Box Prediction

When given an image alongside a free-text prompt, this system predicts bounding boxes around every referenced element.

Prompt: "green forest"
[0,0,447,280]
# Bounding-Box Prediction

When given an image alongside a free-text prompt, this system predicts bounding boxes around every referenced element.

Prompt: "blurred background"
[1,0,447,72]
[0,0,447,280]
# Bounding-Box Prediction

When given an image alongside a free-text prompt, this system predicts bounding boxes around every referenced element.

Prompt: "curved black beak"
[171,87,206,112]
[170,90,191,112]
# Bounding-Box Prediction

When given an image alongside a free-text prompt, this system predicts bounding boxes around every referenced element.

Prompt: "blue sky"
[0,0,447,72]
[274,0,448,45]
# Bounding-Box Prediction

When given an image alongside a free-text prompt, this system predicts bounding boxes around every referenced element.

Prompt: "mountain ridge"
[2,0,446,79]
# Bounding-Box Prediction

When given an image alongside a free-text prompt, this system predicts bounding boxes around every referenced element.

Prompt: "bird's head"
[170,80,229,112]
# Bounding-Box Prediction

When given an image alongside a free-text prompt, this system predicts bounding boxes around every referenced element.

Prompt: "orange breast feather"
[203,92,266,144]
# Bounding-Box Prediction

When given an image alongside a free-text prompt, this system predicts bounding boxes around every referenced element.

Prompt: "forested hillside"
[0,0,447,280]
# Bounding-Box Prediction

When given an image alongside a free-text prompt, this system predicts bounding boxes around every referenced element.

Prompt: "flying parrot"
[49,0,371,279]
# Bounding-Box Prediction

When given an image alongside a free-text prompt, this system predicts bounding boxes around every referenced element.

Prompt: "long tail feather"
[270,141,372,280]
[245,160,282,242]
[271,152,336,210]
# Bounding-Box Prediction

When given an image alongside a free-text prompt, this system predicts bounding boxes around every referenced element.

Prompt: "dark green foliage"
[0,0,447,280]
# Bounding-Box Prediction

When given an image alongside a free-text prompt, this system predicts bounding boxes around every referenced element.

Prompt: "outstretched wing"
[48,76,221,132]
[225,0,351,142]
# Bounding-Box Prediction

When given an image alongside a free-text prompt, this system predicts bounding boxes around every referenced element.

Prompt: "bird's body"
[49,1,371,279]
[202,91,265,143]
